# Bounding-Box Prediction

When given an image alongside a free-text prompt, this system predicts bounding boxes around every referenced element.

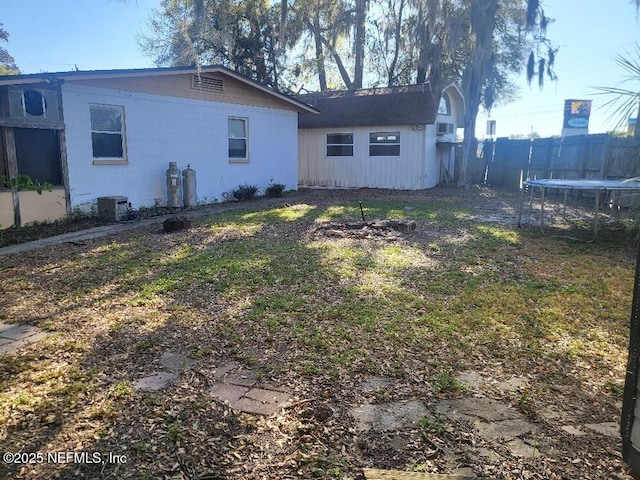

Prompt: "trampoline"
[517,178,640,241]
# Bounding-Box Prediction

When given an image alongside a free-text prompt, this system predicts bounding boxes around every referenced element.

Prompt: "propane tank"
[166,162,182,208]
[182,164,197,207]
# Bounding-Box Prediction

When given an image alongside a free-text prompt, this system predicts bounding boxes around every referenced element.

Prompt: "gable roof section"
[0,65,319,114]
[297,84,436,129]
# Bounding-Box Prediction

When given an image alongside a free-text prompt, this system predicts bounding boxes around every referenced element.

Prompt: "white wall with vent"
[61,83,298,209]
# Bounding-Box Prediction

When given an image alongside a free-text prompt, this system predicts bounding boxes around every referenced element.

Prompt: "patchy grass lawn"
[0,187,636,479]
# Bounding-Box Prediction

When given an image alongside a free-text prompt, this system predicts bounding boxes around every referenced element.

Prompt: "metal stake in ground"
[359,201,366,222]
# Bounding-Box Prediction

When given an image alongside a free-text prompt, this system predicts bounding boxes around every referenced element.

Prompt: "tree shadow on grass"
[0,189,634,478]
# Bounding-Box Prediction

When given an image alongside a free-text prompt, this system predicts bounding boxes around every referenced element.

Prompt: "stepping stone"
[474,418,537,442]
[0,323,43,340]
[132,371,178,392]
[361,377,395,392]
[225,369,258,387]
[561,425,586,436]
[233,388,291,415]
[0,322,50,355]
[209,385,291,415]
[160,351,194,372]
[504,437,540,458]
[209,383,250,405]
[455,371,482,390]
[494,377,529,393]
[351,400,429,432]
[583,422,619,438]
[214,362,240,379]
[436,397,539,458]
[436,397,520,423]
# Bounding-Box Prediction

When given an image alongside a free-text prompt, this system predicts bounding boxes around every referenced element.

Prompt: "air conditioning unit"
[7,85,60,121]
[437,122,455,135]
[97,196,129,222]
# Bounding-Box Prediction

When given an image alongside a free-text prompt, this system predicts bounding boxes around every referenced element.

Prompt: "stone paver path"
[132,350,193,392]
[208,362,291,415]
[132,354,292,415]
[0,322,50,355]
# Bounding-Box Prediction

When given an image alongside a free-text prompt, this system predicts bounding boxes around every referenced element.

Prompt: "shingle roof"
[297,84,436,129]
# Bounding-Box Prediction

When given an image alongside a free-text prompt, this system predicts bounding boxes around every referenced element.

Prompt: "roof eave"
[0,65,319,114]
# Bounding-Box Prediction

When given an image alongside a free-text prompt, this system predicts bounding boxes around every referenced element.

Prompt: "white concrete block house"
[297,83,464,189]
[0,66,317,228]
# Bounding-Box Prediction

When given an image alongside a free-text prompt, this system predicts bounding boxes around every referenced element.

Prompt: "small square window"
[326,133,354,157]
[229,117,248,162]
[90,104,127,164]
[369,132,400,156]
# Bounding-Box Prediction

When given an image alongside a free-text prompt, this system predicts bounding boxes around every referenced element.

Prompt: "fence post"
[600,134,612,178]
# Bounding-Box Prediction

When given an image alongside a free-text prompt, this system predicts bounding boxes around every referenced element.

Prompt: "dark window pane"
[229,138,247,158]
[23,90,46,117]
[369,144,400,156]
[327,133,353,145]
[327,145,353,156]
[15,128,62,185]
[92,132,123,158]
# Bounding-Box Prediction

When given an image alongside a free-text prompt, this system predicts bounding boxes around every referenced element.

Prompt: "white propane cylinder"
[182,164,197,207]
[166,162,182,208]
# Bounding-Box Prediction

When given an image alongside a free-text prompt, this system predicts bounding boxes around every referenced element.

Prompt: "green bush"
[265,183,286,198]
[232,184,259,201]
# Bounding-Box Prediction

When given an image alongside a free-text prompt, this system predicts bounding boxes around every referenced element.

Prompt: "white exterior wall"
[424,124,439,188]
[62,83,298,209]
[299,126,428,190]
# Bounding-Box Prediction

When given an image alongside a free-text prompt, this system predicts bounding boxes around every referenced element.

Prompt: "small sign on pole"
[486,120,497,137]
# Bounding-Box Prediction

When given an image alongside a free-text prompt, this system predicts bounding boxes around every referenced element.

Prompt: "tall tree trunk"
[312,9,328,91]
[458,0,498,189]
[416,4,427,84]
[353,0,367,89]
[387,0,405,87]
[321,35,354,89]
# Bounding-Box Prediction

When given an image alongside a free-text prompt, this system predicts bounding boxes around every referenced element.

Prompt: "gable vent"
[191,75,224,93]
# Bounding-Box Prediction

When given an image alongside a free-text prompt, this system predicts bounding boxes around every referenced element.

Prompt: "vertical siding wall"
[299,126,428,189]
[424,125,439,188]
[62,84,299,209]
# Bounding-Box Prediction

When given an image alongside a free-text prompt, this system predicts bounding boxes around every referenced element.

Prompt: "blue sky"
[2,0,639,138]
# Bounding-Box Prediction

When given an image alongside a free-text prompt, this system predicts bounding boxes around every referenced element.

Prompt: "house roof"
[297,84,436,129]
[0,65,319,114]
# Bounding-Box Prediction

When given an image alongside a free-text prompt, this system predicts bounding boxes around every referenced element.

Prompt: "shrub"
[232,184,259,201]
[265,183,286,198]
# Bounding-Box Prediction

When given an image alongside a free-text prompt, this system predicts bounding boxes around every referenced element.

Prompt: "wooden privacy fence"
[483,134,640,189]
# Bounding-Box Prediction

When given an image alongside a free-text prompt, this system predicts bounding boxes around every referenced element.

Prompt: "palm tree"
[593,44,640,139]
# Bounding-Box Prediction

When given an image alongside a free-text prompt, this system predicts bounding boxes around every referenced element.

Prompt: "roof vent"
[191,75,223,93]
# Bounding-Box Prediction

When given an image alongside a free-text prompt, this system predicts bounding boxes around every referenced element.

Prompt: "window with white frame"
[369,131,400,156]
[90,104,126,163]
[228,117,248,162]
[326,133,353,156]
